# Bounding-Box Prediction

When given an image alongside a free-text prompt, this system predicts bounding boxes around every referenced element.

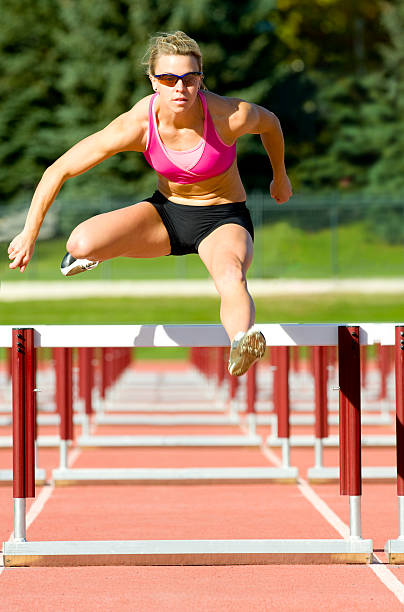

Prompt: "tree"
[363,1,404,194]
[0,0,393,206]
[0,0,62,203]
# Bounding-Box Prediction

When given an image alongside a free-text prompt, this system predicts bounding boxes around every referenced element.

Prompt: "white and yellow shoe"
[228,325,266,377]
[60,252,99,277]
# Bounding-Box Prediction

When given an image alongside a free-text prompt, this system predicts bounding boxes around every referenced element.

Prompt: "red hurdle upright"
[385,326,404,562]
[246,362,257,435]
[338,326,362,538]
[396,328,404,533]
[312,346,329,471]
[271,346,292,469]
[54,347,73,469]
[11,328,36,542]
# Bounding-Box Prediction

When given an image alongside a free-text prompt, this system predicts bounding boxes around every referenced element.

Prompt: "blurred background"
[1,0,404,283]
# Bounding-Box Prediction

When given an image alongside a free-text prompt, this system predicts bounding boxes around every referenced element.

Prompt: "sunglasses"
[153,71,203,87]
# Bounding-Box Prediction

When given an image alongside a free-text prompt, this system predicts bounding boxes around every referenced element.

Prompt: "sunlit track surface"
[1,354,404,607]
[1,323,404,607]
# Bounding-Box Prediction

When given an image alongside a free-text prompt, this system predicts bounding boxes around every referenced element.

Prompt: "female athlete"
[8,31,292,375]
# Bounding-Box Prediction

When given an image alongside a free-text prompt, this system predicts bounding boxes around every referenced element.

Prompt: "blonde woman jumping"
[8,31,292,376]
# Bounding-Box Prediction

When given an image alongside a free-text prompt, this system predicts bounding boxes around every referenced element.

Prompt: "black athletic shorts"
[145,190,254,256]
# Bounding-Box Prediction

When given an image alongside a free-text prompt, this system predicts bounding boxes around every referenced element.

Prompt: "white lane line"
[369,562,404,604]
[260,439,404,604]
[297,477,350,539]
[0,445,82,574]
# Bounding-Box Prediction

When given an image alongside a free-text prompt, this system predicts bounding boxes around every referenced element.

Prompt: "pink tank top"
[144,92,236,184]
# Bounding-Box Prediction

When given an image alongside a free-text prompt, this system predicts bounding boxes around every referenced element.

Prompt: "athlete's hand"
[8,232,36,273]
[270,173,293,205]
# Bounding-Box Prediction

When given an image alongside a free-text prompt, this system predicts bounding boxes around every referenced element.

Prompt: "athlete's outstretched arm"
[230,100,293,205]
[8,100,148,272]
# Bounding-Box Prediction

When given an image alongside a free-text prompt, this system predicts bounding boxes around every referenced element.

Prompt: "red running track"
[1,360,404,610]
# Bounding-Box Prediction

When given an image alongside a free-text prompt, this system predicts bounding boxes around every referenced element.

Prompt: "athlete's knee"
[213,258,247,296]
[66,227,94,259]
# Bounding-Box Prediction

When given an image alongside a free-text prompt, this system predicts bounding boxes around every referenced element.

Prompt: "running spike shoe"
[228,325,266,376]
[60,252,99,277]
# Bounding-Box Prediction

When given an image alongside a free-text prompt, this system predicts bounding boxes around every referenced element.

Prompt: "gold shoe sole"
[228,329,266,377]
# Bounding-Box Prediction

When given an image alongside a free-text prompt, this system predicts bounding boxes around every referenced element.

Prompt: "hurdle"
[243,345,393,430]
[304,342,396,482]
[1,323,380,566]
[385,326,404,563]
[258,342,396,481]
[53,340,296,485]
[76,344,262,450]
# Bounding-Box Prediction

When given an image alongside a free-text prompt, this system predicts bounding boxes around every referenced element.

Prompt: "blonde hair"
[143,31,205,86]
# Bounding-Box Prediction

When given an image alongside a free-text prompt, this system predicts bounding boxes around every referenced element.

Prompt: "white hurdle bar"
[0,322,397,349]
[2,322,392,566]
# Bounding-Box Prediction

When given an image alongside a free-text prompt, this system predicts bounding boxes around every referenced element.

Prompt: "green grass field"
[2,220,404,281]
[3,294,404,325]
[2,216,404,359]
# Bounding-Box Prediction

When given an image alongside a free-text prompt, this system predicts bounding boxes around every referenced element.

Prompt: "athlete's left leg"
[197,223,255,342]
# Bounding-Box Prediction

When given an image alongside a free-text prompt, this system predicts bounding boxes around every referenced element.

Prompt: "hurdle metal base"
[307,466,396,483]
[384,539,404,564]
[97,402,226,413]
[52,466,299,486]
[0,469,47,486]
[255,413,392,427]
[2,538,373,567]
[267,435,395,448]
[36,414,86,426]
[77,435,262,448]
[0,436,67,449]
[93,414,240,426]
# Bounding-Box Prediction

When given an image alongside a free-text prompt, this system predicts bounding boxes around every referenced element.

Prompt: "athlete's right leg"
[66,200,171,262]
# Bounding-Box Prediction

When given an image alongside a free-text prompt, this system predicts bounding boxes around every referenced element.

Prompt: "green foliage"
[0,0,400,206]
[0,1,62,200]
[295,1,404,194]
[362,2,404,194]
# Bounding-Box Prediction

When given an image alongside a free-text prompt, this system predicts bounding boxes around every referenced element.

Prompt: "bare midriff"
[156,159,247,206]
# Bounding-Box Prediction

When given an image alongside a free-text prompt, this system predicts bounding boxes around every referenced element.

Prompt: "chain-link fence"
[2,192,404,279]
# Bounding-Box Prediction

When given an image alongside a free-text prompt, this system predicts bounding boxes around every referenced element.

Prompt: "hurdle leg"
[385,326,404,562]
[313,439,323,469]
[97,347,108,414]
[246,363,257,437]
[13,499,26,542]
[32,347,38,471]
[399,496,404,541]
[308,347,330,481]
[79,348,93,437]
[349,496,362,539]
[267,348,278,438]
[338,326,364,541]
[55,348,73,471]
[12,328,36,542]
[55,348,73,470]
[228,373,240,416]
[33,351,46,484]
[314,346,328,469]
[271,347,292,468]
[215,347,228,406]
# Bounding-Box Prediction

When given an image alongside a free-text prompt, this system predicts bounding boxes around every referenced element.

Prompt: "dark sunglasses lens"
[158,75,177,86]
[156,73,201,87]
[182,74,198,86]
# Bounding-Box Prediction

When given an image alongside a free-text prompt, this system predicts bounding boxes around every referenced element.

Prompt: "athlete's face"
[151,54,202,112]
